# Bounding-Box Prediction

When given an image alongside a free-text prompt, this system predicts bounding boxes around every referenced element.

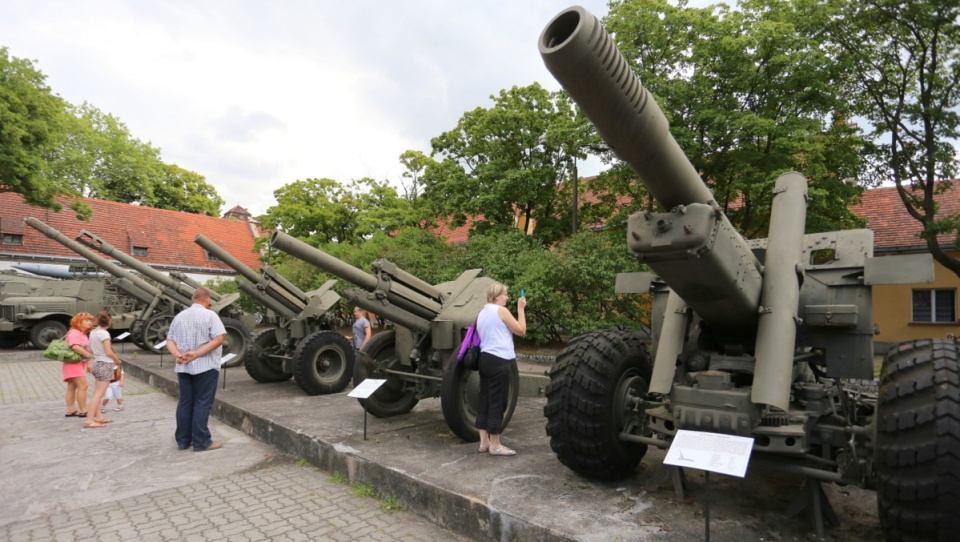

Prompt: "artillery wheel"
[876,338,960,540]
[351,330,419,417]
[30,320,68,350]
[244,328,291,383]
[219,317,250,368]
[140,314,173,354]
[440,353,519,442]
[543,329,652,480]
[291,330,354,395]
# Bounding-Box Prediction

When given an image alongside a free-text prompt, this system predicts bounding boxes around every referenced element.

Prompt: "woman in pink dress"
[63,312,94,418]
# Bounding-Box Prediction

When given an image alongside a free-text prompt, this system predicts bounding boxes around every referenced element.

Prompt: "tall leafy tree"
[821,0,960,277]
[148,164,224,216]
[422,83,595,244]
[600,0,865,237]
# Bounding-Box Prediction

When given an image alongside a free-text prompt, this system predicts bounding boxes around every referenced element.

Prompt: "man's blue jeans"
[176,369,219,449]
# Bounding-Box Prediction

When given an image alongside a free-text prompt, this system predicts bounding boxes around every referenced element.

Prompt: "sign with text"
[663,429,754,478]
[348,379,387,399]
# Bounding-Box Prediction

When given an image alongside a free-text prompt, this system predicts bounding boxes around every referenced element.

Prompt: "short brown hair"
[192,287,212,302]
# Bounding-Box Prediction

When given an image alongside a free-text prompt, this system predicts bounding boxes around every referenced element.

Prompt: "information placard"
[115,332,131,341]
[348,379,387,399]
[663,429,754,478]
[219,353,236,367]
[153,340,167,350]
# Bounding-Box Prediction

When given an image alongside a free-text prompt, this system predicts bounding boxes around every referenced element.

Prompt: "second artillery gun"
[270,231,531,441]
[538,6,955,540]
[194,234,353,395]
[26,218,253,364]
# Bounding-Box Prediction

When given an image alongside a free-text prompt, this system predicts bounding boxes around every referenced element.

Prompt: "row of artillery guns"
[201,231,547,441]
[25,218,254,366]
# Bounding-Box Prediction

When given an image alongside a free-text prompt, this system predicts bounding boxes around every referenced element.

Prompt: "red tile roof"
[0,193,262,275]
[850,182,960,251]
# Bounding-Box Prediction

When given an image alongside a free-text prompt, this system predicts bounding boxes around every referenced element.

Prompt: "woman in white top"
[475,282,526,456]
[84,311,122,428]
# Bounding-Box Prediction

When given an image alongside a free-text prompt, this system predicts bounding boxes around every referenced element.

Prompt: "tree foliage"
[600,0,866,237]
[820,0,960,277]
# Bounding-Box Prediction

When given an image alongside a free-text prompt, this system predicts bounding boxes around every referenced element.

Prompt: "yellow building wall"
[872,249,960,346]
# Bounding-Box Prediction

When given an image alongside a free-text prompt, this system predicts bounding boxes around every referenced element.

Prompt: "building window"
[131,246,148,256]
[912,289,957,323]
[204,249,220,262]
[2,233,24,246]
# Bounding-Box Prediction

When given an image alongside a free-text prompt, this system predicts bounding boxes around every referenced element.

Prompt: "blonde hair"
[486,282,509,303]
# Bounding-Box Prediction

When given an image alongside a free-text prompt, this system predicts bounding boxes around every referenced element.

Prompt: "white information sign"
[663,429,754,478]
[348,379,387,399]
[115,332,131,340]
[154,340,167,350]
[219,353,236,367]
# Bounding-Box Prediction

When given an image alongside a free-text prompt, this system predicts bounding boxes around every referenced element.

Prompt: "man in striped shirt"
[166,287,227,452]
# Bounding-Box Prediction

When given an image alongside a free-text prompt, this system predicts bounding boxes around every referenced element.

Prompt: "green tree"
[147,164,225,216]
[821,0,960,277]
[600,0,866,237]
[422,83,595,244]
[0,47,79,214]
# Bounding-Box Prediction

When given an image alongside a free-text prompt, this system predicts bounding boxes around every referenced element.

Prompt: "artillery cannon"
[25,218,252,364]
[271,231,532,441]
[539,6,952,539]
[194,234,353,395]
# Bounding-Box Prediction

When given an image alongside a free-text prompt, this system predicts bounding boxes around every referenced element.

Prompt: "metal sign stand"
[348,379,387,440]
[219,354,236,390]
[155,340,167,368]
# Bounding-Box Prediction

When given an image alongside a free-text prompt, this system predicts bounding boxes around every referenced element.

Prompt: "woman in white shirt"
[84,311,122,428]
[475,282,526,456]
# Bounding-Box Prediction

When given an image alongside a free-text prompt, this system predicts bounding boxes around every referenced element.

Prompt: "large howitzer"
[271,231,538,442]
[194,234,353,395]
[25,218,252,364]
[538,6,951,539]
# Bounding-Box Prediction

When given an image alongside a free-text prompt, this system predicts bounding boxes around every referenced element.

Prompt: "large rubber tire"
[243,328,292,383]
[219,317,250,368]
[351,330,419,417]
[441,353,520,442]
[543,329,653,480]
[876,339,960,541]
[141,314,174,354]
[291,330,355,395]
[29,320,68,350]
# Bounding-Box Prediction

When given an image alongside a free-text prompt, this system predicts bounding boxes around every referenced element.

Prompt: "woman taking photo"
[476,282,526,456]
[84,311,122,429]
[63,312,94,418]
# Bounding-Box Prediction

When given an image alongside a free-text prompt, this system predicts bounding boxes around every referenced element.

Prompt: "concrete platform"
[123,349,883,541]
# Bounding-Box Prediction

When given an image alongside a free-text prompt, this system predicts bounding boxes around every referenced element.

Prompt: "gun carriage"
[194,234,353,395]
[538,6,954,539]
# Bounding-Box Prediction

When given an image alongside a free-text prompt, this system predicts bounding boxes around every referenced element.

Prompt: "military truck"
[538,6,956,540]
[0,273,141,349]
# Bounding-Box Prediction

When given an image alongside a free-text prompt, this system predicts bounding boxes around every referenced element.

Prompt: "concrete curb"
[122,358,572,542]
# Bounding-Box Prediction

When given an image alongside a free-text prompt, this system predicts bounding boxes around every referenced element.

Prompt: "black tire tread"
[243,328,291,383]
[291,331,354,395]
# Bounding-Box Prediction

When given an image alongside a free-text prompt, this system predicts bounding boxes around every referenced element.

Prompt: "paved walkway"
[0,351,467,541]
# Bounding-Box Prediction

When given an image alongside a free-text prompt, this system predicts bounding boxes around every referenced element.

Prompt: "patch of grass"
[380,496,403,512]
[330,471,349,485]
[296,458,310,468]
[353,483,378,499]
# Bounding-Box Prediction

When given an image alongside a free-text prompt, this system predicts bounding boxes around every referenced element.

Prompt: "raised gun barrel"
[25,218,163,306]
[539,6,763,330]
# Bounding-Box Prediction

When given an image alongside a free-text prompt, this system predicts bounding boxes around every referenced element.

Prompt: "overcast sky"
[2,1,714,217]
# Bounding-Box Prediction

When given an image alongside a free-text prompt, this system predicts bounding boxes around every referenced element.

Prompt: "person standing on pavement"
[476,282,526,457]
[64,312,95,418]
[84,311,122,429]
[352,306,372,353]
[166,287,226,452]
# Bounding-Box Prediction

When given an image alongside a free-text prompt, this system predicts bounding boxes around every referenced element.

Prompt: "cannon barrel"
[342,288,432,334]
[76,230,195,307]
[539,6,764,330]
[236,278,298,320]
[194,234,308,314]
[270,231,441,320]
[24,218,165,306]
[539,6,714,210]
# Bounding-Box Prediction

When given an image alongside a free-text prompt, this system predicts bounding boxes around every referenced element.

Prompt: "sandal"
[65,411,78,417]
[78,412,87,418]
[83,421,107,428]
[478,446,489,453]
[489,446,516,457]
[99,419,113,423]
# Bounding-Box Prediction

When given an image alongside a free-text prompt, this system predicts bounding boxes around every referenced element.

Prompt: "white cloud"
[1,0,673,215]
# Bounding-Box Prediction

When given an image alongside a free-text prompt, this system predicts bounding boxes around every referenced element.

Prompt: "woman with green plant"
[63,312,94,418]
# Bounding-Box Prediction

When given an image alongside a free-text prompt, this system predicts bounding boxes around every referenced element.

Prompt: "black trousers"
[476,352,513,435]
